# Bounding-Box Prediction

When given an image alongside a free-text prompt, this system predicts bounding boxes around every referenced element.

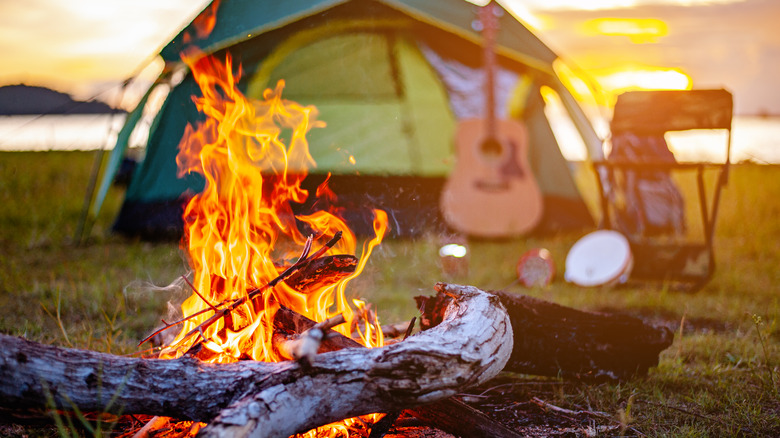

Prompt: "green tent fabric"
[159,0,558,70]
[99,0,600,239]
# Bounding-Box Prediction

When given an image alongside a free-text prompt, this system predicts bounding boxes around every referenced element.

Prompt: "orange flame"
[160,51,388,367]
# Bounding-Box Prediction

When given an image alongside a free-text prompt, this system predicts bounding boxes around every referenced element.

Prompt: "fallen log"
[417,289,673,380]
[0,283,512,438]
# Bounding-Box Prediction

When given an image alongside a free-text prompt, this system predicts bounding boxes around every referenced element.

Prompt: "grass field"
[1,150,779,436]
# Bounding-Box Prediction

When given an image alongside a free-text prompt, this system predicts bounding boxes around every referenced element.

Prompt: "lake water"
[0,113,778,164]
[0,114,144,152]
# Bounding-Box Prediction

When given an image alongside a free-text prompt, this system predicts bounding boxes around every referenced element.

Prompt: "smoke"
[122,272,195,347]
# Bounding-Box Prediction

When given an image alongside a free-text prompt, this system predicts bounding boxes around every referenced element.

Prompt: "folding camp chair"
[593,89,732,290]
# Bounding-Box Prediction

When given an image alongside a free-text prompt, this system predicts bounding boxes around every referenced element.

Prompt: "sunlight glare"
[502,2,548,31]
[582,18,668,43]
[598,68,692,94]
[539,86,590,161]
[553,60,601,105]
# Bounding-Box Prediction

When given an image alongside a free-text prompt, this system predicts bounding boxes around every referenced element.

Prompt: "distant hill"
[0,84,120,115]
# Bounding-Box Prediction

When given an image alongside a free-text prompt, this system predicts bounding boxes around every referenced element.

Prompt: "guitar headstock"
[475,1,503,40]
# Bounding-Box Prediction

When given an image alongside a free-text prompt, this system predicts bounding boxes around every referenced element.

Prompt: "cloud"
[0,0,208,89]
[515,0,748,11]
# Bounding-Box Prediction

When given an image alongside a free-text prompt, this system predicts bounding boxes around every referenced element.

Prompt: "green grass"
[1,151,779,436]
[0,151,186,352]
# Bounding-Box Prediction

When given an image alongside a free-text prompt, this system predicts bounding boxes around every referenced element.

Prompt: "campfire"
[136,46,393,435]
[156,51,387,361]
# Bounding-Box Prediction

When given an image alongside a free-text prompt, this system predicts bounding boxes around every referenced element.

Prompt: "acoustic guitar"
[440,2,543,238]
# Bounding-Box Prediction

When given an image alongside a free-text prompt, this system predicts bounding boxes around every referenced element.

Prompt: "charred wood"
[283,254,357,293]
[273,305,362,354]
[417,289,673,380]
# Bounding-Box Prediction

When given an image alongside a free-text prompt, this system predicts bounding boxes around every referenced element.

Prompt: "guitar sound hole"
[474,179,511,192]
[480,137,503,159]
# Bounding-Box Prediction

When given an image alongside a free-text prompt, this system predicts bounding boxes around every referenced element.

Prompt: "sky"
[0,0,777,115]
[511,0,780,115]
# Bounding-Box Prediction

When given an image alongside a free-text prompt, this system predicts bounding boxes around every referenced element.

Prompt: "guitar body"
[441,117,543,237]
[441,2,543,237]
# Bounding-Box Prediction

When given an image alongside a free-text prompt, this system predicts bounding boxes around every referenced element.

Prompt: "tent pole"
[553,79,604,161]
[74,143,107,245]
[74,80,129,245]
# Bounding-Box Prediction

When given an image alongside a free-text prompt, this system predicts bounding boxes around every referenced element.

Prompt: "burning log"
[139,237,354,351]
[272,292,524,438]
[283,254,357,294]
[273,312,347,364]
[0,284,512,438]
[418,289,674,381]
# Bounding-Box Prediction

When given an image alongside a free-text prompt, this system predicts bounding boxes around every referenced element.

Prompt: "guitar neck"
[480,2,498,137]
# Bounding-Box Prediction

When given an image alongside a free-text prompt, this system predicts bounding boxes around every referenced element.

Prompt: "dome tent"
[87,0,601,239]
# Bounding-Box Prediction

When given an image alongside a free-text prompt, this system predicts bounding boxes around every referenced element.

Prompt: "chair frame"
[592,89,733,290]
